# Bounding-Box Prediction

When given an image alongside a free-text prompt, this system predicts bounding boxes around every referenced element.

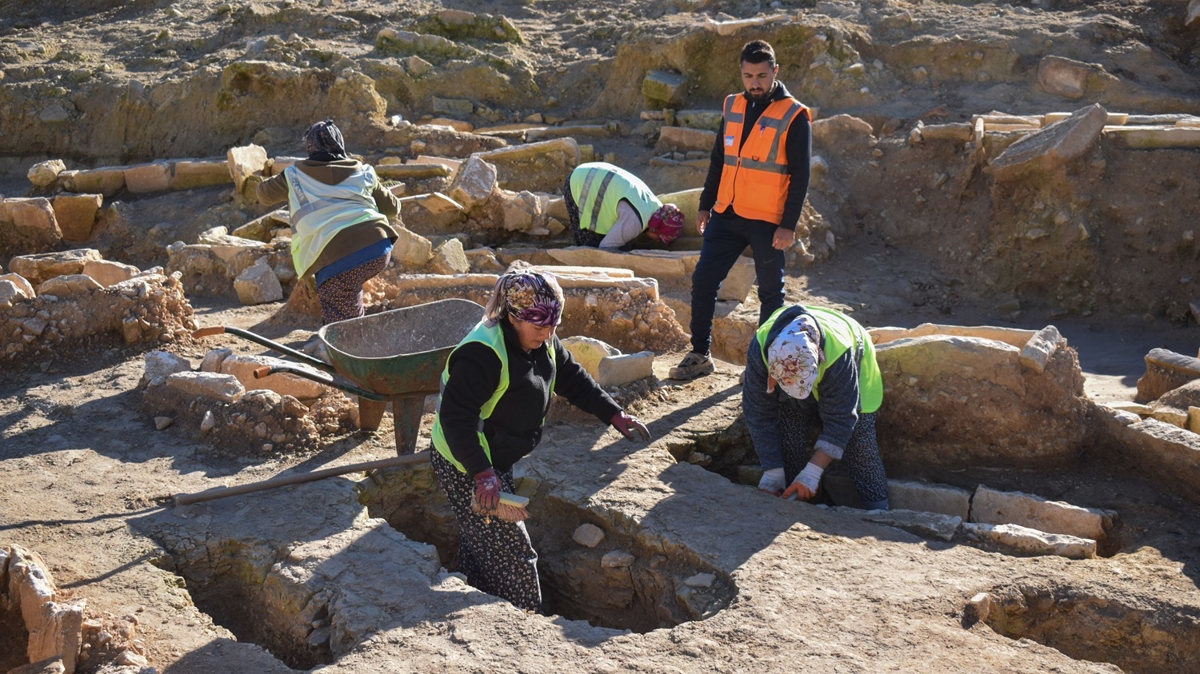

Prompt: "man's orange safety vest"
[713,93,811,225]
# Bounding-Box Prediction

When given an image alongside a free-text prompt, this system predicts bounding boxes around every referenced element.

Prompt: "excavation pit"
[0,600,28,672]
[357,463,737,633]
[977,582,1200,673]
[152,546,334,671]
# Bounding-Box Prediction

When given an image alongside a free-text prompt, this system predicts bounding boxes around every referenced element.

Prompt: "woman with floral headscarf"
[742,304,889,510]
[257,119,401,328]
[430,270,649,611]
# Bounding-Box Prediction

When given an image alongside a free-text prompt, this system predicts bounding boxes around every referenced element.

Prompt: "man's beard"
[747,82,774,101]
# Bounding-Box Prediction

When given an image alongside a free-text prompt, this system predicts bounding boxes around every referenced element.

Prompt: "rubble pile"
[1,250,195,363]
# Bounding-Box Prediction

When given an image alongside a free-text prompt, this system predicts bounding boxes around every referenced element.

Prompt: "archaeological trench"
[3,1,1200,672]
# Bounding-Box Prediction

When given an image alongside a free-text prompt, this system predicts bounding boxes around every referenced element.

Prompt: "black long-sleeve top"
[437,319,622,476]
[697,81,812,231]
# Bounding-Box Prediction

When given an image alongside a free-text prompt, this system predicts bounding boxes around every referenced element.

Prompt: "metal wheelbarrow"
[193,298,485,455]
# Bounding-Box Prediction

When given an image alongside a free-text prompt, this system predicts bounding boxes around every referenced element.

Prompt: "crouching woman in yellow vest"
[430,270,650,612]
[742,305,890,510]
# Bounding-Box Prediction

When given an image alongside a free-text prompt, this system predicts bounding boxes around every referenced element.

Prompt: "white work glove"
[783,462,824,501]
[758,467,785,494]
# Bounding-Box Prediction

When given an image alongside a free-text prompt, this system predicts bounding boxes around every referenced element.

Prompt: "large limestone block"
[655,126,717,154]
[474,138,580,193]
[227,144,269,193]
[596,351,654,387]
[1018,325,1062,374]
[547,247,685,279]
[447,156,497,211]
[642,69,687,109]
[7,546,84,673]
[811,114,875,148]
[970,485,1115,542]
[428,238,470,274]
[675,110,723,131]
[1107,418,1200,505]
[82,259,139,287]
[51,194,102,243]
[142,350,193,386]
[124,160,172,193]
[0,274,36,308]
[63,167,125,197]
[562,335,620,377]
[960,522,1096,559]
[9,249,102,286]
[1135,348,1200,403]
[6,197,63,246]
[220,354,325,400]
[1105,126,1200,149]
[886,480,971,520]
[232,208,290,242]
[196,229,273,267]
[875,334,1088,470]
[861,509,961,542]
[38,273,102,298]
[870,323,1036,349]
[393,227,434,269]
[988,103,1108,182]
[233,259,284,305]
[166,371,246,403]
[1036,55,1116,99]
[27,159,66,187]
[173,158,234,189]
[499,190,541,232]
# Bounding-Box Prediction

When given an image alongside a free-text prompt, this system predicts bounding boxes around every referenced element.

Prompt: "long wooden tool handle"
[174,451,432,506]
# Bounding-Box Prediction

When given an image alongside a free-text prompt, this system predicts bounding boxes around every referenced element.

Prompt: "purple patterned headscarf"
[484,270,564,328]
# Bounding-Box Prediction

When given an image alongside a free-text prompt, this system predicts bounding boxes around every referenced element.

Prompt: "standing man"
[563,162,684,251]
[669,40,813,380]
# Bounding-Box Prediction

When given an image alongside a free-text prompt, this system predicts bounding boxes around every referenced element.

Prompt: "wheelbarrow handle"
[256,364,385,402]
[192,325,335,374]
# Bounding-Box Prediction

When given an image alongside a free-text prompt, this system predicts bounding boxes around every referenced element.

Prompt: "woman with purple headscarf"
[257,119,401,330]
[430,270,649,612]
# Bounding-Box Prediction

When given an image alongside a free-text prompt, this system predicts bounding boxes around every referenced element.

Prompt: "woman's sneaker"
[669,352,715,380]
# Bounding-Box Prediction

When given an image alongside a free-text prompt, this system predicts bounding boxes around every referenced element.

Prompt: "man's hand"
[772,226,796,250]
[697,211,711,235]
[611,411,650,443]
[473,468,501,510]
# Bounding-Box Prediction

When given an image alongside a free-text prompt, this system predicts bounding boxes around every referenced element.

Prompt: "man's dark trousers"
[689,211,786,355]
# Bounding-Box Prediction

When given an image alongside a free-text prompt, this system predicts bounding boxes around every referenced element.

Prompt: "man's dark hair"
[740,40,776,67]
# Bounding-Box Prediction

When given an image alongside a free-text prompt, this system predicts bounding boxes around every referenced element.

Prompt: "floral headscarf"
[766,314,823,399]
[304,119,347,161]
[648,204,684,245]
[484,270,564,328]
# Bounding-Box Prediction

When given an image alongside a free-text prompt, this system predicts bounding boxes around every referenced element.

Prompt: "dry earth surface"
[3,0,1200,672]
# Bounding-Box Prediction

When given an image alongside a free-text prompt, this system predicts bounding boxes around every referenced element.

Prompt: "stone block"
[8,656,66,674]
[425,117,473,132]
[675,109,723,131]
[600,550,634,569]
[123,160,172,193]
[27,159,66,187]
[1189,406,1200,433]
[26,599,85,673]
[432,96,474,116]
[220,354,325,400]
[63,167,125,197]
[870,323,1036,349]
[393,227,434,269]
[428,238,470,275]
[572,523,605,548]
[166,371,246,403]
[231,208,289,243]
[562,335,620,377]
[375,163,452,181]
[1107,418,1200,505]
[1019,324,1062,374]
[1135,348,1200,403]
[173,158,233,189]
[918,123,973,143]
[82,259,139,287]
[143,350,193,386]
[1106,126,1200,149]
[812,114,875,148]
[655,126,717,154]
[886,480,972,520]
[200,347,233,373]
[474,138,580,193]
[861,509,962,541]
[526,124,616,142]
[227,144,269,193]
[959,522,1095,559]
[596,351,654,387]
[37,273,101,298]
[464,247,505,273]
[233,259,284,305]
[6,197,62,244]
[500,190,540,232]
[1036,55,1116,99]
[0,275,36,308]
[989,104,1108,182]
[447,156,497,210]
[642,69,687,109]
[51,193,102,243]
[970,485,1115,542]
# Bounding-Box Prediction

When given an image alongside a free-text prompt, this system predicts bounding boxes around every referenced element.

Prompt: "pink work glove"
[610,411,650,443]
[473,467,501,510]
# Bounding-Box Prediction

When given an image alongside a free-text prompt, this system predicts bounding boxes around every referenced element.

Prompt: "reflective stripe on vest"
[755,305,883,413]
[431,320,557,473]
[285,164,381,278]
[569,162,662,236]
[714,94,811,224]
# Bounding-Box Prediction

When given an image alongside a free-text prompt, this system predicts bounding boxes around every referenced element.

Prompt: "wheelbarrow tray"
[318,298,485,397]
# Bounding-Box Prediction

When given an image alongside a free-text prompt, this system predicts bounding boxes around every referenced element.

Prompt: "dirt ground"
[3,0,1200,672]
